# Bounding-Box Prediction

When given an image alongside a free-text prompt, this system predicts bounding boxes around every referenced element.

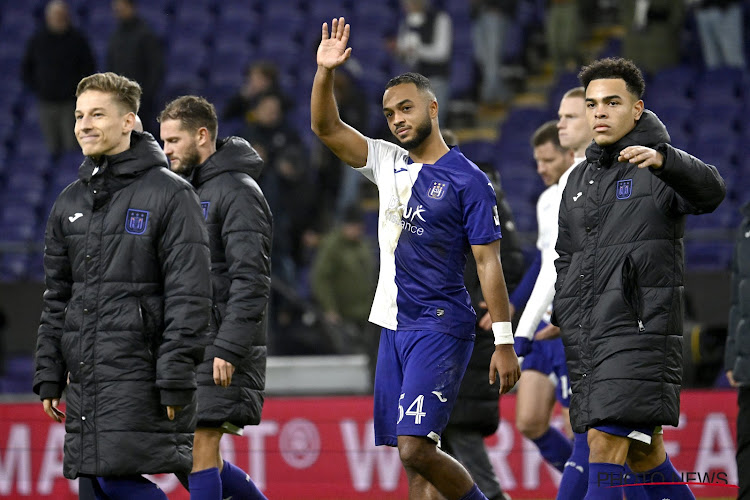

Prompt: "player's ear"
[633,99,644,121]
[123,112,136,134]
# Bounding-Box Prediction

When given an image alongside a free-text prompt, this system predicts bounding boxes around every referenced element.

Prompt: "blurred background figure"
[546,0,581,76]
[470,0,518,106]
[620,0,685,75]
[22,0,95,157]
[694,0,746,69]
[391,0,452,124]
[222,60,288,124]
[107,0,164,134]
[311,205,378,381]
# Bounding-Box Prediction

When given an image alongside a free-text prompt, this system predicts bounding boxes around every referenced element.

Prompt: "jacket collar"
[190,136,264,187]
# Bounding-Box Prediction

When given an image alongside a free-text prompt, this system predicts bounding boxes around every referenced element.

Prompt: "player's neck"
[408,134,450,165]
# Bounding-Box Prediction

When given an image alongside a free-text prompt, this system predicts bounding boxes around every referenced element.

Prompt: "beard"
[171,143,202,177]
[395,114,432,151]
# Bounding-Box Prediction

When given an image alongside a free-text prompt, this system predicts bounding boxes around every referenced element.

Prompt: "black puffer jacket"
[448,175,524,435]
[33,132,212,478]
[189,137,272,428]
[553,111,726,433]
[726,201,750,384]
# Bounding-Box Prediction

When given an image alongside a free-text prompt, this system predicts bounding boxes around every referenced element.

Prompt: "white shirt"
[515,163,578,340]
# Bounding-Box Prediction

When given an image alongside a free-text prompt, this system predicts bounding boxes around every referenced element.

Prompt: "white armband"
[492,322,514,345]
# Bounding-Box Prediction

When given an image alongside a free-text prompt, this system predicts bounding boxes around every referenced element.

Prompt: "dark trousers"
[739,386,750,499]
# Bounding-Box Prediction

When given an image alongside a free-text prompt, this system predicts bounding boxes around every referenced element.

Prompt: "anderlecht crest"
[616,179,633,200]
[427,181,448,200]
[125,209,149,235]
[201,201,210,220]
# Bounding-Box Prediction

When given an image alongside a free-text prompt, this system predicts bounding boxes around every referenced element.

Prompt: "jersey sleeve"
[356,138,407,186]
[462,171,503,245]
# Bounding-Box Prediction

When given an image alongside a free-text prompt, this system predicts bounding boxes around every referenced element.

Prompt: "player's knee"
[587,429,629,464]
[626,438,664,472]
[397,436,436,472]
[516,415,547,440]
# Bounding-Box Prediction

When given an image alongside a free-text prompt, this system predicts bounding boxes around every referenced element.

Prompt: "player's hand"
[727,370,739,388]
[166,405,183,421]
[535,324,561,340]
[317,17,352,70]
[513,336,533,357]
[489,345,521,394]
[213,357,235,388]
[618,146,663,169]
[43,398,65,423]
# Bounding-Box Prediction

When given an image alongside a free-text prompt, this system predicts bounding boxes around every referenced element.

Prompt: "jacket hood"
[585,110,671,166]
[192,136,264,186]
[78,131,168,182]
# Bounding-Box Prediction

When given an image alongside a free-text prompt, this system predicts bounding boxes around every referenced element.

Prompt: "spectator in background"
[108,0,164,134]
[620,0,686,75]
[22,0,96,156]
[311,206,378,380]
[392,0,453,124]
[470,0,518,105]
[694,0,746,69]
[545,0,581,76]
[439,129,521,500]
[557,86,592,164]
[223,61,287,123]
[726,202,750,500]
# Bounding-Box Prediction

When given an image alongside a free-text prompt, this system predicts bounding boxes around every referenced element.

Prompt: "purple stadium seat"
[685,241,733,271]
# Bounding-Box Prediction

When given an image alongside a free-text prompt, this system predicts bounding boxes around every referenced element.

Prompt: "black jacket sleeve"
[155,187,211,406]
[33,201,71,399]
[725,232,740,372]
[207,184,272,366]
[651,143,726,215]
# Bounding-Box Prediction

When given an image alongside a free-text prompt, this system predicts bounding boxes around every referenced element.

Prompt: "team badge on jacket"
[125,209,149,235]
[616,179,633,200]
[201,201,210,220]
[427,181,448,200]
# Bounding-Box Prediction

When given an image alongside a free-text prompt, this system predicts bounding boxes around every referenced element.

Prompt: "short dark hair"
[531,120,565,150]
[385,72,435,98]
[158,95,218,141]
[76,72,141,114]
[578,57,646,99]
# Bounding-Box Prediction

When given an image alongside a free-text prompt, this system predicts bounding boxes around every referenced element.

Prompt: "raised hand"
[317,17,352,70]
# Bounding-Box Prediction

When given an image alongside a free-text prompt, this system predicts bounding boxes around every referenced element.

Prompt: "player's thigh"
[373,328,403,446]
[397,331,473,443]
[516,369,556,430]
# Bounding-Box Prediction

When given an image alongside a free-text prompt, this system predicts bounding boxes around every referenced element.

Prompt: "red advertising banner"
[0,390,739,499]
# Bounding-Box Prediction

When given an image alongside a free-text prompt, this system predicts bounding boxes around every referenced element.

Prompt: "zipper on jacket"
[621,256,646,332]
[138,300,154,358]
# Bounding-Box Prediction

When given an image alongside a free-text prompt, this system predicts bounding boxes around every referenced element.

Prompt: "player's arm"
[311,17,368,168]
[472,240,520,394]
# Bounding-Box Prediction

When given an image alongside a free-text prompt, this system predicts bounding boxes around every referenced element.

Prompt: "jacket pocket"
[621,255,646,332]
[138,299,155,360]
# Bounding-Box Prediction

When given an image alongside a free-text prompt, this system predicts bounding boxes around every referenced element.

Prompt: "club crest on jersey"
[616,179,633,200]
[427,181,448,200]
[201,201,210,220]
[125,209,149,235]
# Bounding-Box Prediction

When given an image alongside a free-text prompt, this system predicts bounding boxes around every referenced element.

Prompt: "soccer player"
[33,72,211,499]
[311,18,520,500]
[512,121,576,474]
[159,96,272,500]
[557,86,592,164]
[553,57,726,499]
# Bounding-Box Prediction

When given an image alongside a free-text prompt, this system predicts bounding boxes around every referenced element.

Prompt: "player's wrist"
[492,322,514,345]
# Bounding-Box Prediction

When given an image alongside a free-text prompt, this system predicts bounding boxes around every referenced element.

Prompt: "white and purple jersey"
[355,138,502,339]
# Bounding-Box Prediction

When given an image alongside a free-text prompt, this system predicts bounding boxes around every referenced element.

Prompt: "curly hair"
[578,57,646,99]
